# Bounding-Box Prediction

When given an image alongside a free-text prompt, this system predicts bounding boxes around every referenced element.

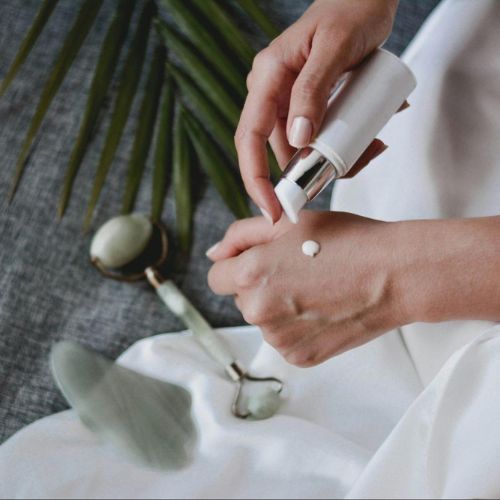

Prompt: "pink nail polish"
[289,117,313,148]
[260,207,273,224]
[206,242,220,257]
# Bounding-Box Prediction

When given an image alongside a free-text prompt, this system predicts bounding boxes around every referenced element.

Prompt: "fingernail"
[289,116,313,148]
[260,207,273,224]
[206,242,220,258]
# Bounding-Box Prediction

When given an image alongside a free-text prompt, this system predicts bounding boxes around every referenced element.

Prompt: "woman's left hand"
[207,211,408,367]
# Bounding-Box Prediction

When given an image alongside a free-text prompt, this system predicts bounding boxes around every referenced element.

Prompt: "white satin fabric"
[2,0,500,497]
[331,0,500,385]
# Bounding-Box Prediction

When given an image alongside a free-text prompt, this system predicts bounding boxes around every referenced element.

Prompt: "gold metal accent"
[231,372,285,420]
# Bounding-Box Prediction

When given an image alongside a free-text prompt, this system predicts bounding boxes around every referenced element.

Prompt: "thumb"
[287,33,352,148]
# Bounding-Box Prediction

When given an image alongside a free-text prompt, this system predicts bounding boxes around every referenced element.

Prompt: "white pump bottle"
[274,48,417,223]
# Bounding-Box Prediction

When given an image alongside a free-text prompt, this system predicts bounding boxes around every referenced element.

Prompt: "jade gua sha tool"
[51,341,196,470]
[89,213,284,421]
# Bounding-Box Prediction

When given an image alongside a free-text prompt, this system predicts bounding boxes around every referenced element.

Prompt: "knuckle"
[296,75,322,100]
[252,48,276,70]
[207,265,218,292]
[225,220,241,239]
[235,252,262,288]
[234,123,247,148]
[285,349,318,368]
[246,71,254,90]
[265,332,290,351]
[242,300,268,325]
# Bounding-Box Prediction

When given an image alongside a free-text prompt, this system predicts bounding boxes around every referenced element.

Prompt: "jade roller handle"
[146,268,244,380]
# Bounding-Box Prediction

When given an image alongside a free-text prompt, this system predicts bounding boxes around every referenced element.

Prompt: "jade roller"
[90,214,284,420]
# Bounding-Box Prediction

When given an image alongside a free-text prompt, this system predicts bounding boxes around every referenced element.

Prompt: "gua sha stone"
[51,341,197,470]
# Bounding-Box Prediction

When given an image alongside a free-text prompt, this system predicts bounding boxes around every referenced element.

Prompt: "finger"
[342,139,387,179]
[207,257,240,295]
[236,53,292,223]
[269,117,296,168]
[207,216,276,262]
[287,31,349,148]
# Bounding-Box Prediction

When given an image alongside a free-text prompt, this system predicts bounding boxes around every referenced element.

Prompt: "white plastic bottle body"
[275,48,417,223]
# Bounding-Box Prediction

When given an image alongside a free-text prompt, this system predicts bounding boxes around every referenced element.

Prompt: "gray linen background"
[0,0,439,442]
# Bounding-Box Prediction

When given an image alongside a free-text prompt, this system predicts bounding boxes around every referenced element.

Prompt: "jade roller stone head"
[90,213,153,269]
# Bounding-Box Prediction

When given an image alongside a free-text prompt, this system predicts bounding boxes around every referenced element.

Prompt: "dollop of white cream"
[302,240,320,257]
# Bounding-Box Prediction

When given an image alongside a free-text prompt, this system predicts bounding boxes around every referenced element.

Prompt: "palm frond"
[122,44,166,214]
[160,0,246,96]
[58,0,136,217]
[172,108,194,254]
[151,76,175,222]
[0,0,59,98]
[184,109,250,220]
[167,62,237,163]
[83,0,156,229]
[155,20,241,126]
[191,0,255,67]
[4,0,286,252]
[238,0,281,40]
[9,0,104,200]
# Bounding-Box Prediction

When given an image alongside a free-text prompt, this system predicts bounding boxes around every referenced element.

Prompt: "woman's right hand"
[236,0,399,223]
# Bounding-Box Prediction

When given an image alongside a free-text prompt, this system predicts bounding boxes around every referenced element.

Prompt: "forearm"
[395,216,500,324]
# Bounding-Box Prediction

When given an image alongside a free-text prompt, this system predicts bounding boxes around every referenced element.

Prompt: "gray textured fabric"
[0,0,439,442]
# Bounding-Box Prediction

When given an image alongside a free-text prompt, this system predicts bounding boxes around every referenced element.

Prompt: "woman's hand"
[236,0,399,223]
[208,213,500,367]
[207,211,408,367]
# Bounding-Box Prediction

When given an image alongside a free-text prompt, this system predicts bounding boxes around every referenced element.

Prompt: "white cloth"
[2,0,500,497]
[331,0,500,384]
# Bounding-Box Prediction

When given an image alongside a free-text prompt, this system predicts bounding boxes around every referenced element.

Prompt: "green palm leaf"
[172,108,194,254]
[155,20,241,127]
[161,0,246,97]
[83,0,156,229]
[9,0,104,200]
[151,76,175,221]
[58,0,136,217]
[122,44,166,214]
[167,62,237,163]
[190,0,255,67]
[0,0,59,98]
[238,0,281,40]
[183,109,250,219]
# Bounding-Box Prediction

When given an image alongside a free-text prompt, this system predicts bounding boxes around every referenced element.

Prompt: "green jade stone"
[90,213,153,268]
[51,341,197,470]
[247,388,282,421]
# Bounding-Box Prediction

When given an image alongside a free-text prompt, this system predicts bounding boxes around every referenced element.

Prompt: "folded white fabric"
[2,324,500,498]
[0,327,421,499]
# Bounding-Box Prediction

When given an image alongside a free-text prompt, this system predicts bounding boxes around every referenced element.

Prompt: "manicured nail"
[206,242,220,258]
[289,116,313,148]
[260,207,273,224]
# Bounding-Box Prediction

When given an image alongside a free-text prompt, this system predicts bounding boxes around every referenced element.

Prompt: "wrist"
[391,217,500,325]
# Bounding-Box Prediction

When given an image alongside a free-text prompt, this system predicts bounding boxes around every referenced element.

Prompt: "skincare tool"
[90,214,284,420]
[51,341,196,470]
[275,48,417,223]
